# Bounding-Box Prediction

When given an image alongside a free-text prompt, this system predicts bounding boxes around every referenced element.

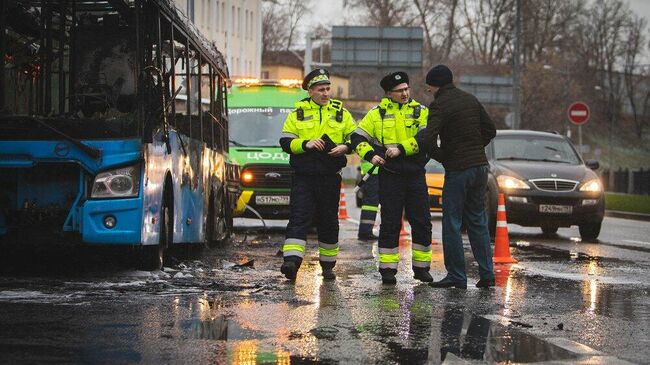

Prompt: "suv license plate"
[256,195,290,205]
[539,204,572,214]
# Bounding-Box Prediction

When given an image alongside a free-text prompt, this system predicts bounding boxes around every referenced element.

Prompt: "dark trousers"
[441,164,494,282]
[378,170,432,272]
[358,174,379,237]
[284,173,341,268]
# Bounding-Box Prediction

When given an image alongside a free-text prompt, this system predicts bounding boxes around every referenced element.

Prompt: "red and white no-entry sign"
[567,102,590,125]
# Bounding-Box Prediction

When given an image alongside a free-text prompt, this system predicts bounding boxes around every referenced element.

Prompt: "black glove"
[320,134,337,153]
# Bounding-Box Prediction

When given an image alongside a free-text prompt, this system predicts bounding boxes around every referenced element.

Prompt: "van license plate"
[539,205,572,214]
[256,195,290,205]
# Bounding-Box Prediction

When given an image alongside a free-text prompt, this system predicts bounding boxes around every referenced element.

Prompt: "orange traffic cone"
[338,183,349,220]
[493,193,518,264]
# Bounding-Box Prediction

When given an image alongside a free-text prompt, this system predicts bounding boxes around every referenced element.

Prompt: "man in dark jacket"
[416,65,497,289]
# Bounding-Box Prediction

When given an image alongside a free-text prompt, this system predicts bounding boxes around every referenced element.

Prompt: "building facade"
[175,0,262,78]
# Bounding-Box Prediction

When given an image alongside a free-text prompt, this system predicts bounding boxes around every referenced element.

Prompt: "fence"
[601,168,650,195]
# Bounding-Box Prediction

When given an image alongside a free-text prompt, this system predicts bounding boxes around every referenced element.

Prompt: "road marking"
[623,239,650,245]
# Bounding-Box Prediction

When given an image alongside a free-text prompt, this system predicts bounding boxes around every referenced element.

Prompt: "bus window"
[161,43,175,127]
[213,75,226,152]
[201,62,212,146]
[173,37,190,137]
[189,48,201,140]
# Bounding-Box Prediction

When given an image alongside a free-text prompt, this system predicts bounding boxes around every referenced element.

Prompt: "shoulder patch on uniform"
[329,99,342,111]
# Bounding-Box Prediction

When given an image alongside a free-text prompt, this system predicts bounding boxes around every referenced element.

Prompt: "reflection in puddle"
[437,306,579,363]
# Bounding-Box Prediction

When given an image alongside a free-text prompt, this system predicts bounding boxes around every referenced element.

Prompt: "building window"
[249,10,254,39]
[231,6,235,36]
[237,7,241,37]
[262,71,269,79]
[187,0,194,22]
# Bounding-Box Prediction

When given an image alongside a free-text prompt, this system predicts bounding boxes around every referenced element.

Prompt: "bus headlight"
[92,164,141,198]
[580,179,602,192]
[497,175,530,190]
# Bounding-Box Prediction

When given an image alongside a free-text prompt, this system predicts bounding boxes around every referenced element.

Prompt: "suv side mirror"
[585,160,599,170]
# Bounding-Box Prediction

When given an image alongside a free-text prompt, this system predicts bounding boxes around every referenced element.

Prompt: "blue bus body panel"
[0,139,145,245]
[0,139,142,174]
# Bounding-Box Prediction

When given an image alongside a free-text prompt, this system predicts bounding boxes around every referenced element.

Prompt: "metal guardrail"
[601,168,650,195]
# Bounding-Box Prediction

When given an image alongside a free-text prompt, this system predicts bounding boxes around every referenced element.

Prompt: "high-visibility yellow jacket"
[280,98,356,175]
[352,97,429,174]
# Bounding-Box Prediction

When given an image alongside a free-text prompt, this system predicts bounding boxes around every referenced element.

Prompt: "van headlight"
[497,175,530,190]
[580,179,602,192]
[91,164,141,198]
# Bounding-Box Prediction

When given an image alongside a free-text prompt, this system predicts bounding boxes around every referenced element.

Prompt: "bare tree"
[456,0,514,65]
[261,0,312,55]
[578,0,630,131]
[284,0,311,51]
[520,0,585,64]
[345,0,414,27]
[412,0,458,63]
[623,14,648,138]
[261,1,287,55]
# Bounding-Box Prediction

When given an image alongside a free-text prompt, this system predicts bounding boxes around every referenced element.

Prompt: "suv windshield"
[494,136,581,164]
[229,107,292,147]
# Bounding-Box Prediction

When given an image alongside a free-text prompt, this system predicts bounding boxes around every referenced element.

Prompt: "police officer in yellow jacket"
[279,68,357,281]
[351,71,433,284]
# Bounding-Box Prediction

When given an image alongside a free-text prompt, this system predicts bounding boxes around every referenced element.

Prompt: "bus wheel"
[208,189,229,247]
[140,193,171,270]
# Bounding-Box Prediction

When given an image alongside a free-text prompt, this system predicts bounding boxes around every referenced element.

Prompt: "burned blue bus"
[0,0,239,270]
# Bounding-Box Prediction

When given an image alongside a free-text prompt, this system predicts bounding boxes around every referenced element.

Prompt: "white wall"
[175,0,262,78]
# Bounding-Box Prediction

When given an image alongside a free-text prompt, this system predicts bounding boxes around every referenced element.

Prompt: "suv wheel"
[579,221,602,242]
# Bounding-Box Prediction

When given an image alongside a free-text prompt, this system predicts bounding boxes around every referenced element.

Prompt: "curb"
[605,210,650,222]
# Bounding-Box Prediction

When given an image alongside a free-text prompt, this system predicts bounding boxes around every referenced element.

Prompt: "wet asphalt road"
[0,188,649,364]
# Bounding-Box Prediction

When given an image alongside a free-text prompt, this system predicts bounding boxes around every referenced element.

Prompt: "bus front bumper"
[81,197,143,245]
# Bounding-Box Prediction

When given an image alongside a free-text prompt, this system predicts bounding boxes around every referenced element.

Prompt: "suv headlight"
[497,175,530,190]
[91,164,141,198]
[580,179,602,192]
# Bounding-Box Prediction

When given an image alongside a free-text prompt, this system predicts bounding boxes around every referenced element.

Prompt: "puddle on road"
[434,307,579,364]
[180,293,581,364]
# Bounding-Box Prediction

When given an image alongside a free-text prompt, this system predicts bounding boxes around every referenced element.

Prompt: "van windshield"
[228,107,292,147]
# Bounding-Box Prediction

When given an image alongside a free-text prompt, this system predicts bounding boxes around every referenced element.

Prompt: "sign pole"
[578,125,583,156]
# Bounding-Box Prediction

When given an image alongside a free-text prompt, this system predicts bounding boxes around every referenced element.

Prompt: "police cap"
[302,68,331,90]
[380,71,409,92]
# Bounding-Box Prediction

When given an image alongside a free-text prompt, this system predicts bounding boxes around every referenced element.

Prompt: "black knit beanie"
[426,65,453,87]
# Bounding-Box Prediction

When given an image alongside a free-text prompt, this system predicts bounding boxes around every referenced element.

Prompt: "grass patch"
[605,193,650,214]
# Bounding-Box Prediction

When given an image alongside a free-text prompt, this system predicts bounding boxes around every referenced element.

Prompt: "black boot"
[281,257,301,281]
[380,268,397,285]
[413,268,433,283]
[321,262,336,281]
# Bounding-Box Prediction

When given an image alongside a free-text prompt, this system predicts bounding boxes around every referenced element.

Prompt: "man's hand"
[371,155,385,165]
[386,147,401,158]
[306,138,325,151]
[328,144,348,156]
